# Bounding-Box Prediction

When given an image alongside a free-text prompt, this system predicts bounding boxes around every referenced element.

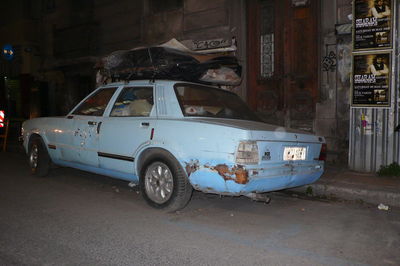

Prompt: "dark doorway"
[247,0,319,131]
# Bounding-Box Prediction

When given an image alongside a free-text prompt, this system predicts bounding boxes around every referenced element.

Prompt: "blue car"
[22,80,326,211]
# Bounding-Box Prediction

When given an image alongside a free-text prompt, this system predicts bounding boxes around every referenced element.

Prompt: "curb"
[288,183,400,208]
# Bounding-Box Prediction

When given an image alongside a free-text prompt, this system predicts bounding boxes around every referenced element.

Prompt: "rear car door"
[97,85,156,176]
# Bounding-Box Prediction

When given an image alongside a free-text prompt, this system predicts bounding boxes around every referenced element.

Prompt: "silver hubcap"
[144,162,174,204]
[29,144,39,169]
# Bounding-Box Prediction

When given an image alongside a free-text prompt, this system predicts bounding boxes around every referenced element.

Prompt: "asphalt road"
[1,152,399,266]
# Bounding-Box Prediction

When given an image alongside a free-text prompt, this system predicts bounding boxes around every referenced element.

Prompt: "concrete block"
[315,118,336,138]
[142,10,183,44]
[182,26,231,43]
[184,8,227,32]
[185,0,225,13]
[337,5,352,24]
[315,100,336,119]
[337,0,352,7]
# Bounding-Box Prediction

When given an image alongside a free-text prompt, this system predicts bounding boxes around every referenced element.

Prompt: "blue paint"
[53,159,138,182]
[188,165,323,195]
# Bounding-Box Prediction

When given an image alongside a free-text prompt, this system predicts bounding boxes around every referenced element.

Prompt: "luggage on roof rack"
[96,41,242,86]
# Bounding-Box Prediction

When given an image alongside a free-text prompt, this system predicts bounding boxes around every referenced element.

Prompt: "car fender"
[134,143,186,178]
[25,129,48,152]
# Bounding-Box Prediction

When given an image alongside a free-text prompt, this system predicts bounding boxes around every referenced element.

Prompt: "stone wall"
[316,0,352,163]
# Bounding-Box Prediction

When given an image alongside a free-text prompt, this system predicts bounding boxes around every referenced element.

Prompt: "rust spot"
[185,160,200,177]
[209,164,249,184]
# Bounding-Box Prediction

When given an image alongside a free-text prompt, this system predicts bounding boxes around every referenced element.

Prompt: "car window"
[174,84,261,122]
[110,87,154,117]
[73,87,117,116]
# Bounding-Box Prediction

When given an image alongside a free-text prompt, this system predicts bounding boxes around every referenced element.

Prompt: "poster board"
[351,52,391,107]
[353,0,393,50]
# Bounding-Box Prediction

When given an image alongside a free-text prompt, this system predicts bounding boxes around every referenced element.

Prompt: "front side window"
[110,87,154,117]
[174,84,261,122]
[73,87,117,116]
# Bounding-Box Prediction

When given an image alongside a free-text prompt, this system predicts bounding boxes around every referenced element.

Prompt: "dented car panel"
[22,80,325,202]
[181,157,323,195]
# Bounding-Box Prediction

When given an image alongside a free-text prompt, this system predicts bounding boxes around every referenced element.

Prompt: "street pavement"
[0,151,399,266]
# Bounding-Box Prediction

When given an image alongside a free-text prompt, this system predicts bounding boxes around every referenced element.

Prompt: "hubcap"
[144,162,174,204]
[29,144,39,169]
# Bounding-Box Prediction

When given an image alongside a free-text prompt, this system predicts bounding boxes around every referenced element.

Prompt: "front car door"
[59,86,118,166]
[97,85,156,179]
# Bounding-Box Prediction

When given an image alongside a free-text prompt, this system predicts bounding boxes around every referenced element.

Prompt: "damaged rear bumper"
[185,160,324,195]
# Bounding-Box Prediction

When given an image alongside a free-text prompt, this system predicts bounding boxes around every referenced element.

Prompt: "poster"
[353,0,393,50]
[352,52,391,107]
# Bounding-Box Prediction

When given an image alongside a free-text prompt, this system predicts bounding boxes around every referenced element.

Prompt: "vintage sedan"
[22,80,326,211]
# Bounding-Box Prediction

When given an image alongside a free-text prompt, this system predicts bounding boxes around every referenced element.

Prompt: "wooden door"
[247,0,319,131]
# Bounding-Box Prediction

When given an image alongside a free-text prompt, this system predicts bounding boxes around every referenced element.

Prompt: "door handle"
[88,121,97,126]
[97,122,102,134]
[141,122,150,127]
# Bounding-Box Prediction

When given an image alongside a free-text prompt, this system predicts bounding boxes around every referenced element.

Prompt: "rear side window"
[174,84,261,122]
[110,87,154,117]
[73,87,117,116]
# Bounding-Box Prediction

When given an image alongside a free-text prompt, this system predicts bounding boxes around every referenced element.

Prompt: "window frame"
[109,86,155,118]
[173,83,262,122]
[70,87,118,117]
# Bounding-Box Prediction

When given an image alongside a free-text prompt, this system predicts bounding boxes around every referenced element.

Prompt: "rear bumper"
[187,162,324,195]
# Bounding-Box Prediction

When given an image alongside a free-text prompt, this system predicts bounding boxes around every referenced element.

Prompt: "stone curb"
[288,183,400,208]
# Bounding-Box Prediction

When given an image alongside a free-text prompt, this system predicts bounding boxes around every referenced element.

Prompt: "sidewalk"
[288,164,400,208]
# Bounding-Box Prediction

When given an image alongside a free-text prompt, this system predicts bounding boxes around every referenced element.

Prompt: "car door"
[60,86,118,166]
[97,85,156,176]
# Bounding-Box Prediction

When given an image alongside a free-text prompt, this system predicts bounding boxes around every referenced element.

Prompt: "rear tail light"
[318,143,327,161]
[236,141,259,165]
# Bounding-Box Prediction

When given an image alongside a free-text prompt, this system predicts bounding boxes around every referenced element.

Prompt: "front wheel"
[28,137,50,177]
[140,155,192,212]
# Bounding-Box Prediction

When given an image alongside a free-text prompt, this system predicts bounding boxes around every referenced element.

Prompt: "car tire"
[140,153,193,212]
[28,136,50,177]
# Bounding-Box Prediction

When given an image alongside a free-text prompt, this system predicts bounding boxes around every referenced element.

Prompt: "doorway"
[247,0,319,131]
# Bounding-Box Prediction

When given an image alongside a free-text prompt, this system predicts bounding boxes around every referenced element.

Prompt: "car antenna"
[126,71,135,82]
[147,48,156,84]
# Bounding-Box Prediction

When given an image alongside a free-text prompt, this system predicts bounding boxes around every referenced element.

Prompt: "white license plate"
[283,147,306,161]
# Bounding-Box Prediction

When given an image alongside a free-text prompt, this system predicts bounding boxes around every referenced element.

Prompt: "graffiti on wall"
[361,113,382,135]
[322,50,337,72]
[192,38,230,51]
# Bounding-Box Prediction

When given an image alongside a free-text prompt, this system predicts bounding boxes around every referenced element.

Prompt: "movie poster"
[353,0,393,50]
[352,52,391,106]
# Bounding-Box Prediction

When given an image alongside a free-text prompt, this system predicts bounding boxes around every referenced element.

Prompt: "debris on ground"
[128,182,137,188]
[378,203,389,211]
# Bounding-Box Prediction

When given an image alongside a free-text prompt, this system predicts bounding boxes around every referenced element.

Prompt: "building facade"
[1,0,392,167]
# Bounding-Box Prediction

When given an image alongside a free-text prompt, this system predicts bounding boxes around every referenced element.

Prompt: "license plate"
[283,147,306,161]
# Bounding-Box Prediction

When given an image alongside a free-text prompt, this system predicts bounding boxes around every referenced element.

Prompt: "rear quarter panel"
[148,118,247,166]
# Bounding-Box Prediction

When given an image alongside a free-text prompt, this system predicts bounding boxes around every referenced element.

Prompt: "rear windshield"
[174,84,261,122]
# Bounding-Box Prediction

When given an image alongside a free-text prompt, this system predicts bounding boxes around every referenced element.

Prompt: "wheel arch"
[28,133,45,149]
[136,147,187,179]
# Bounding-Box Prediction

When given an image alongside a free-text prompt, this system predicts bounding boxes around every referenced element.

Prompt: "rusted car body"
[22,80,325,211]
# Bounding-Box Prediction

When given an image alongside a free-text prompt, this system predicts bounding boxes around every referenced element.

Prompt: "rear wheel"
[28,136,50,177]
[140,153,192,212]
